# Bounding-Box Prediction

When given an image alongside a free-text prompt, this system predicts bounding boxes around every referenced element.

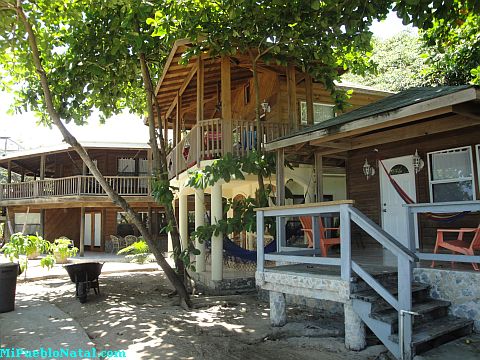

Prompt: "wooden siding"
[44,208,81,246]
[347,125,480,249]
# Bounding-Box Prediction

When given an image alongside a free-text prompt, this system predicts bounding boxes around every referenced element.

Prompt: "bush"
[0,233,51,274]
[117,240,154,264]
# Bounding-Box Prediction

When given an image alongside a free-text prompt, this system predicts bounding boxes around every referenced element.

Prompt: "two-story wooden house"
[0,142,166,254]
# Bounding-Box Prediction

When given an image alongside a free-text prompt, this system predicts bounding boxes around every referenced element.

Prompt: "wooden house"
[0,142,166,253]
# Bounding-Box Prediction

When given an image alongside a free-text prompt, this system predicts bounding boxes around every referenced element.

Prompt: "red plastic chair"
[299,216,340,256]
[431,225,480,271]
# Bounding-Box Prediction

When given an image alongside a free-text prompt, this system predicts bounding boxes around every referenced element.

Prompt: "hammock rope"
[379,160,470,222]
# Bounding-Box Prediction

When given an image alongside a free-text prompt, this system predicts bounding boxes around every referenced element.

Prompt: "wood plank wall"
[346,124,480,249]
[44,208,81,245]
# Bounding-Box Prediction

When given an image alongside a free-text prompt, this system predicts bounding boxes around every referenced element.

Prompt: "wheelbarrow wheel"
[77,282,88,303]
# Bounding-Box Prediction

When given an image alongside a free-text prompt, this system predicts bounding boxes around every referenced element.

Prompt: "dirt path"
[15,271,388,360]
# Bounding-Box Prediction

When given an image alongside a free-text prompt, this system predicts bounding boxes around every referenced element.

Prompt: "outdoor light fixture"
[412,149,424,174]
[363,158,375,180]
[261,99,271,113]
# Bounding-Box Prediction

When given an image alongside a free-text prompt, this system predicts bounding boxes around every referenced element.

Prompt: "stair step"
[351,282,429,303]
[371,299,451,327]
[390,315,473,355]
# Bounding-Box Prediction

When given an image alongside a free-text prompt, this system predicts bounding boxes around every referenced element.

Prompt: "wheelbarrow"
[64,262,104,303]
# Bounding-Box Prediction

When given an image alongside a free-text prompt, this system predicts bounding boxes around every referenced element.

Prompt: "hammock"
[222,236,277,263]
[379,160,470,222]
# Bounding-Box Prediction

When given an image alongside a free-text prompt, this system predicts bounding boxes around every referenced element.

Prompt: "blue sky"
[0,12,414,149]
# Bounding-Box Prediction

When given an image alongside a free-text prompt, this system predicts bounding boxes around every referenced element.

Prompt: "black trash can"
[0,263,20,313]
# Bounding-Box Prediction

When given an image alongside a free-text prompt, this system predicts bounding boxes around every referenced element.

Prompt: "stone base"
[414,267,480,332]
[190,271,256,295]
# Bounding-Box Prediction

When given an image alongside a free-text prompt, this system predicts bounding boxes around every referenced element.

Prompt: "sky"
[0,11,414,150]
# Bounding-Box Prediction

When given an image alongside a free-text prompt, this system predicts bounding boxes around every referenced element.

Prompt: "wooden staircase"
[351,272,473,359]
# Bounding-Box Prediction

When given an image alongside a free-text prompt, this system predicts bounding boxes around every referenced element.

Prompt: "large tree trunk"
[15,1,191,308]
[139,52,186,279]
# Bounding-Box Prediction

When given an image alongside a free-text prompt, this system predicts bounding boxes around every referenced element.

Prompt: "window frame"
[476,144,480,199]
[299,101,335,125]
[427,145,476,203]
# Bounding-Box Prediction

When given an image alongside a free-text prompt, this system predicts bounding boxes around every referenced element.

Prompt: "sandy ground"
[12,270,391,360]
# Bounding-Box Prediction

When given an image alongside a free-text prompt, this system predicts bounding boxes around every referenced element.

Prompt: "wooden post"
[7,161,11,183]
[40,209,45,238]
[79,207,85,257]
[305,73,314,125]
[276,149,286,251]
[196,56,204,163]
[221,56,232,154]
[315,153,323,202]
[286,64,298,130]
[176,92,182,144]
[40,154,46,180]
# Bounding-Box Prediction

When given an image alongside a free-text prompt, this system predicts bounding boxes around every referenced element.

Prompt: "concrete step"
[389,315,474,355]
[371,299,451,331]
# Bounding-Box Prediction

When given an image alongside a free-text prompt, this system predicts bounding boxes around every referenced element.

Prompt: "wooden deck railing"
[167,118,290,178]
[0,175,152,200]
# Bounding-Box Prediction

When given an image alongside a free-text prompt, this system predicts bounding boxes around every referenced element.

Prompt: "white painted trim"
[427,146,476,203]
[476,144,480,200]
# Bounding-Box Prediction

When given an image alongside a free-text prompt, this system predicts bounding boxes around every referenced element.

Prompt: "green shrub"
[117,240,153,264]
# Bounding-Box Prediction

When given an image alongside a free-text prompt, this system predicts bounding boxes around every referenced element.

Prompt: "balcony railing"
[0,175,152,201]
[167,118,290,179]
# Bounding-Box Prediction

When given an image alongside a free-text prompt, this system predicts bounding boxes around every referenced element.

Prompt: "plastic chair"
[124,235,138,247]
[299,216,340,256]
[431,225,480,271]
[109,235,121,253]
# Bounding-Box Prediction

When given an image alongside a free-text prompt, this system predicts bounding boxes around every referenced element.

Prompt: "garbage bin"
[0,263,20,313]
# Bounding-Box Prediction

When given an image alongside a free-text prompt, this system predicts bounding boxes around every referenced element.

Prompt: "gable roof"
[266,85,479,151]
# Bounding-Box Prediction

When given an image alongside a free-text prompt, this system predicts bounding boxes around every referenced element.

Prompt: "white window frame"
[427,146,476,203]
[299,101,335,125]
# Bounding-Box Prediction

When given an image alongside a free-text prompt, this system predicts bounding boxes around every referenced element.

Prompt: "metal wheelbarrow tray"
[64,262,104,303]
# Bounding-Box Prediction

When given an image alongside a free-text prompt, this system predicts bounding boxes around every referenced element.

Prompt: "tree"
[341,31,428,92]
[393,0,480,85]
[0,0,191,307]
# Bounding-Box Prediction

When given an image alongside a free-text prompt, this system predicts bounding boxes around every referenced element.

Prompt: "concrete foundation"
[270,291,287,327]
[344,300,366,351]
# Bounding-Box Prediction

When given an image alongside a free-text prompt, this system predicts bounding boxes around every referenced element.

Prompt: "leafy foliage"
[342,32,428,92]
[117,239,154,264]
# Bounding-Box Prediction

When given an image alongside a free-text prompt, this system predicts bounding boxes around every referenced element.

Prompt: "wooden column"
[286,64,298,130]
[7,161,11,183]
[176,92,182,144]
[276,149,286,250]
[40,154,46,180]
[221,56,232,154]
[196,56,204,164]
[79,207,85,257]
[305,73,314,125]
[315,153,323,202]
[82,161,87,175]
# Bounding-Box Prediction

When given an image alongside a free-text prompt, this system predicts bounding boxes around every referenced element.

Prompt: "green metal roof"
[274,85,475,143]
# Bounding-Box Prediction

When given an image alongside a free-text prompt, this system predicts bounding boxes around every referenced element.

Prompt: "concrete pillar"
[211,181,223,281]
[269,291,287,327]
[195,188,206,272]
[344,300,366,351]
[179,190,188,250]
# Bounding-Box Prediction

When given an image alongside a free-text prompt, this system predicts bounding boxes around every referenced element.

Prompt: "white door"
[379,156,416,264]
[84,214,92,246]
[84,212,102,249]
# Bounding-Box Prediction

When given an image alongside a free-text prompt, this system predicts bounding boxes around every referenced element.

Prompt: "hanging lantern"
[363,158,375,180]
[412,149,424,174]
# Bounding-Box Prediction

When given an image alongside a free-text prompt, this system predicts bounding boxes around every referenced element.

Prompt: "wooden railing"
[255,201,418,360]
[0,175,152,200]
[167,118,290,178]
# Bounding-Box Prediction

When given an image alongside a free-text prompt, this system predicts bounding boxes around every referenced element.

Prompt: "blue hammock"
[222,236,277,263]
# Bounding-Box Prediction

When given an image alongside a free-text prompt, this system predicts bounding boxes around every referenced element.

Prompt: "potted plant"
[52,237,78,264]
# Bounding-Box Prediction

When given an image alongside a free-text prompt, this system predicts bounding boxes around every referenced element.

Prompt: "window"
[14,213,41,234]
[428,147,475,202]
[300,101,335,125]
[118,158,135,176]
[390,164,409,175]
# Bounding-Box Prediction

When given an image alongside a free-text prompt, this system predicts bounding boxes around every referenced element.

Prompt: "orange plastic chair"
[431,225,480,271]
[299,216,340,256]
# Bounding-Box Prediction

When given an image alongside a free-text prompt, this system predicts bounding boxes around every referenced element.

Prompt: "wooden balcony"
[0,175,151,201]
[167,118,290,179]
